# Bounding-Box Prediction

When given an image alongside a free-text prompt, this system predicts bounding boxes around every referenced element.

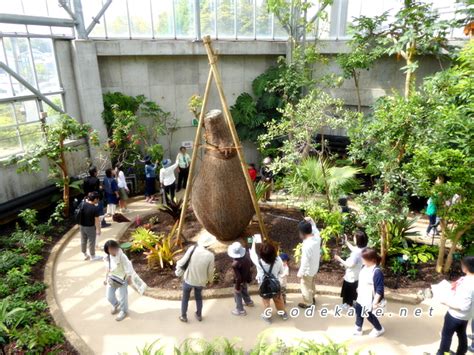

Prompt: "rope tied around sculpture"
[200,141,241,160]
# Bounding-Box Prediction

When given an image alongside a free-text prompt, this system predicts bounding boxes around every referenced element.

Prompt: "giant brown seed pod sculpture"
[191,109,254,242]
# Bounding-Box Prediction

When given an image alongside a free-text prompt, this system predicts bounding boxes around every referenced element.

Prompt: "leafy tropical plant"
[158,198,183,222]
[14,320,64,352]
[11,115,99,217]
[0,300,24,348]
[144,222,182,269]
[130,227,160,252]
[254,181,270,202]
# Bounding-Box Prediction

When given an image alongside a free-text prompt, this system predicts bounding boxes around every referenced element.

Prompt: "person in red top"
[248,163,257,182]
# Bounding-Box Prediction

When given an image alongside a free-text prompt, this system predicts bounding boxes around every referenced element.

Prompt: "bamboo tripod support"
[176,35,269,242]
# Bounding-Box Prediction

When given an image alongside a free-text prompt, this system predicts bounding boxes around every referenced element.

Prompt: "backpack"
[74,199,85,225]
[258,259,281,299]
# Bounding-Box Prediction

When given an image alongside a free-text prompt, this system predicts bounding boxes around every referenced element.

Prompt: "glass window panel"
[44,94,64,123]
[46,0,72,18]
[200,0,216,37]
[153,0,174,37]
[0,103,16,127]
[30,38,60,93]
[128,0,153,38]
[217,0,236,38]
[347,0,362,26]
[0,126,21,157]
[21,0,49,16]
[82,0,107,38]
[104,0,130,38]
[256,0,272,38]
[174,0,194,38]
[1,1,24,15]
[237,0,254,38]
[51,26,75,37]
[3,37,36,94]
[0,23,28,34]
[25,25,52,35]
[14,100,39,124]
[19,122,43,150]
[0,41,13,99]
[273,17,288,39]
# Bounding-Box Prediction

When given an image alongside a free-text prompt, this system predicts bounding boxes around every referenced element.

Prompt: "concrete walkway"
[52,199,456,355]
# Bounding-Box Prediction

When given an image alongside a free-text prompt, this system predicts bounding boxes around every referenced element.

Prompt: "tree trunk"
[436,219,448,273]
[404,44,415,98]
[353,70,362,112]
[59,139,70,217]
[442,222,473,273]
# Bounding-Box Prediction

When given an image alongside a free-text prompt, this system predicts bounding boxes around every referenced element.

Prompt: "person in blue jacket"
[144,156,158,203]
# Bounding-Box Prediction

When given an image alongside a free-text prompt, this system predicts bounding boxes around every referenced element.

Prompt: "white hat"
[227,242,246,258]
[197,233,217,247]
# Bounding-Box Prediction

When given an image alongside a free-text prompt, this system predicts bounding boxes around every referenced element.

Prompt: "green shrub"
[14,321,64,352]
[15,282,47,300]
[0,251,26,275]
[131,228,160,252]
[6,267,29,290]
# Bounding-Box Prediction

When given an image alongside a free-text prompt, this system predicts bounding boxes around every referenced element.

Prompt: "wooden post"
[202,35,269,240]
[176,69,213,242]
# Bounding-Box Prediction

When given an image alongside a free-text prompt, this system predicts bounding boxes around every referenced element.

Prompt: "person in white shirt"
[175,233,216,323]
[159,158,179,205]
[334,230,368,308]
[437,256,474,355]
[250,239,288,323]
[176,146,191,192]
[297,216,321,309]
[103,240,134,322]
[114,164,130,213]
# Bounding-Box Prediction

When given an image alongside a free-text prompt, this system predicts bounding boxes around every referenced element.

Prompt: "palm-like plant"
[158,198,183,221]
[144,222,182,269]
[288,157,361,209]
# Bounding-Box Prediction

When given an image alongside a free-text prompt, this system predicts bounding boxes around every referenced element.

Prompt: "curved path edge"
[45,207,424,353]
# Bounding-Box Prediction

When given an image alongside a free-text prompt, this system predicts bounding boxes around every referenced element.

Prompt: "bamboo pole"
[202,35,269,241]
[176,69,214,242]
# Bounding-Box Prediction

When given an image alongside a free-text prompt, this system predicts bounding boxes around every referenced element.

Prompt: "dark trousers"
[355,302,382,331]
[341,280,358,306]
[145,177,156,197]
[437,312,468,355]
[427,214,438,235]
[177,167,189,191]
[181,282,203,318]
[164,182,176,205]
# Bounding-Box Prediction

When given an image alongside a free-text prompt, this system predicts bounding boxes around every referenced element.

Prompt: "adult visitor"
[353,248,385,338]
[228,241,254,316]
[103,240,134,322]
[115,164,130,213]
[77,192,101,261]
[83,166,109,228]
[260,157,273,201]
[297,217,321,309]
[103,168,119,216]
[437,256,474,355]
[175,234,216,323]
[334,230,368,309]
[144,156,158,203]
[159,158,179,205]
[176,146,191,192]
[249,238,288,323]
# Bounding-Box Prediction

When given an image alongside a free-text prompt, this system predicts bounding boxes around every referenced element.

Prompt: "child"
[437,256,474,355]
[228,242,254,316]
[103,240,133,321]
[334,230,368,309]
[279,253,290,304]
[353,248,385,338]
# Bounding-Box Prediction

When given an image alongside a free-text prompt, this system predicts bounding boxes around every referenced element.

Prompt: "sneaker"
[298,303,311,309]
[470,334,474,340]
[353,326,363,336]
[179,315,188,323]
[245,301,255,307]
[111,304,119,315]
[260,314,272,324]
[231,309,247,316]
[341,303,350,310]
[195,312,202,322]
[122,208,131,213]
[101,221,111,228]
[279,312,289,321]
[83,254,90,261]
[115,311,127,321]
[468,344,474,353]
[90,255,103,261]
[369,327,385,338]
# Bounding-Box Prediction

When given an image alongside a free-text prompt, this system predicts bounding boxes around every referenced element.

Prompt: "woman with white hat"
[175,233,216,323]
[228,242,254,316]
